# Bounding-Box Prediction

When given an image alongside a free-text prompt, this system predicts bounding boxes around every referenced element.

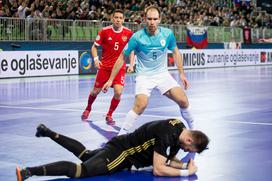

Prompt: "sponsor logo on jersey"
[169,119,180,126]
[108,37,112,40]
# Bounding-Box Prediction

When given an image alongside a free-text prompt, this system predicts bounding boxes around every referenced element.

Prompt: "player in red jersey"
[81,9,134,125]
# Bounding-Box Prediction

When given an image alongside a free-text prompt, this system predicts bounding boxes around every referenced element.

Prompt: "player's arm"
[263,38,272,43]
[259,38,272,43]
[168,156,188,169]
[102,52,125,92]
[91,43,101,69]
[153,151,197,176]
[127,51,135,73]
[173,47,189,90]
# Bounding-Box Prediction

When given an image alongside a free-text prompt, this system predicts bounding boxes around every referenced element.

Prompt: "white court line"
[1,105,272,126]
[0,105,174,119]
[227,120,272,126]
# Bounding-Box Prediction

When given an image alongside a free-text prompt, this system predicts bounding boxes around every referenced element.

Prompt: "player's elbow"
[153,166,165,176]
[153,169,162,176]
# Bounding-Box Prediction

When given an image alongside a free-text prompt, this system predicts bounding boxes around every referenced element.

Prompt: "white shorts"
[135,71,180,97]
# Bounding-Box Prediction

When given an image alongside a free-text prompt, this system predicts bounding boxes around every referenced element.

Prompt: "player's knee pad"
[79,164,89,178]
[82,155,108,177]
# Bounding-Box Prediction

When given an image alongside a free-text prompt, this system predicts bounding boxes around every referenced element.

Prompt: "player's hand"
[258,38,265,43]
[127,65,134,73]
[180,74,190,90]
[188,158,197,175]
[94,59,102,69]
[102,80,112,93]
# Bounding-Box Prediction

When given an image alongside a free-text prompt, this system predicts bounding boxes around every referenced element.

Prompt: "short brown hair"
[144,5,161,18]
[113,9,124,16]
[191,130,209,153]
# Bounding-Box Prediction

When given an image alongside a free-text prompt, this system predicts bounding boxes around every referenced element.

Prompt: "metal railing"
[1,17,272,43]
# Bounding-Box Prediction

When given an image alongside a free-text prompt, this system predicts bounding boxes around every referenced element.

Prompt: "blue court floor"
[0,65,272,181]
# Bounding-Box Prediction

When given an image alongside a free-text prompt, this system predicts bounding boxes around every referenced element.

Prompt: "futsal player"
[81,9,134,125]
[16,119,209,180]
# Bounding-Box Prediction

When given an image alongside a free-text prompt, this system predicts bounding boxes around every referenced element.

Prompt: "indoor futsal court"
[0,65,272,181]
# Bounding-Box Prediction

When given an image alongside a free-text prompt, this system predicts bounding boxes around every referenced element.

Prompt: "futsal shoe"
[16,166,31,181]
[105,115,115,125]
[81,110,90,121]
[35,124,49,137]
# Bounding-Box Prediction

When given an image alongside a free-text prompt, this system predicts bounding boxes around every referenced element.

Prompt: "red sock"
[85,94,97,111]
[107,97,120,117]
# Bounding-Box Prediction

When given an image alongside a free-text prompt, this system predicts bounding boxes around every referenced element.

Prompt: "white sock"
[118,110,139,136]
[180,106,194,129]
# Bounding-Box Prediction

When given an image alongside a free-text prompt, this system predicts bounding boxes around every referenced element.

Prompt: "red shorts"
[94,67,125,88]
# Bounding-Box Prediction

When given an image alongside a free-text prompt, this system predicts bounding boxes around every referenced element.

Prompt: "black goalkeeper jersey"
[104,119,185,171]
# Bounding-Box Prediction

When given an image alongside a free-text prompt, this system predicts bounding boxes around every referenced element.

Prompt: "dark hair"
[113,9,124,16]
[144,5,161,18]
[191,130,209,153]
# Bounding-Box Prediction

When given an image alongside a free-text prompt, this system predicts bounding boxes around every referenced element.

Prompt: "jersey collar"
[111,25,123,33]
[144,26,161,36]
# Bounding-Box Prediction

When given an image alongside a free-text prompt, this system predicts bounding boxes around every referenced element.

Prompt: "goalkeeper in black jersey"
[16,119,209,181]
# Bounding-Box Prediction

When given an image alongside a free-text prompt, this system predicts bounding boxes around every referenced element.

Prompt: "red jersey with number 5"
[94,25,133,70]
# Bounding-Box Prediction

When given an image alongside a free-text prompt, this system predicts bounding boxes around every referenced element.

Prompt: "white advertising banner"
[168,49,272,69]
[0,51,79,78]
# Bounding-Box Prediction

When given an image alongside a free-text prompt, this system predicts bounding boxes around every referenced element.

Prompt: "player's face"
[146,9,161,35]
[112,12,124,30]
[180,139,198,152]
[181,144,198,153]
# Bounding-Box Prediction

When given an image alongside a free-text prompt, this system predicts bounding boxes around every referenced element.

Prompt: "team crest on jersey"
[160,39,166,47]
[122,36,128,42]
[96,35,100,41]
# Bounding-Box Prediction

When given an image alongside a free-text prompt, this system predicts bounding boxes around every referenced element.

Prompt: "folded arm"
[153,151,197,176]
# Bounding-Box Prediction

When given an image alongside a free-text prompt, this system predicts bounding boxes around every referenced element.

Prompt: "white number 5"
[114,42,119,50]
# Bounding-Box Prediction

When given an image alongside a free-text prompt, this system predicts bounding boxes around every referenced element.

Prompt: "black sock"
[27,161,77,178]
[49,134,89,161]
[43,128,57,138]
